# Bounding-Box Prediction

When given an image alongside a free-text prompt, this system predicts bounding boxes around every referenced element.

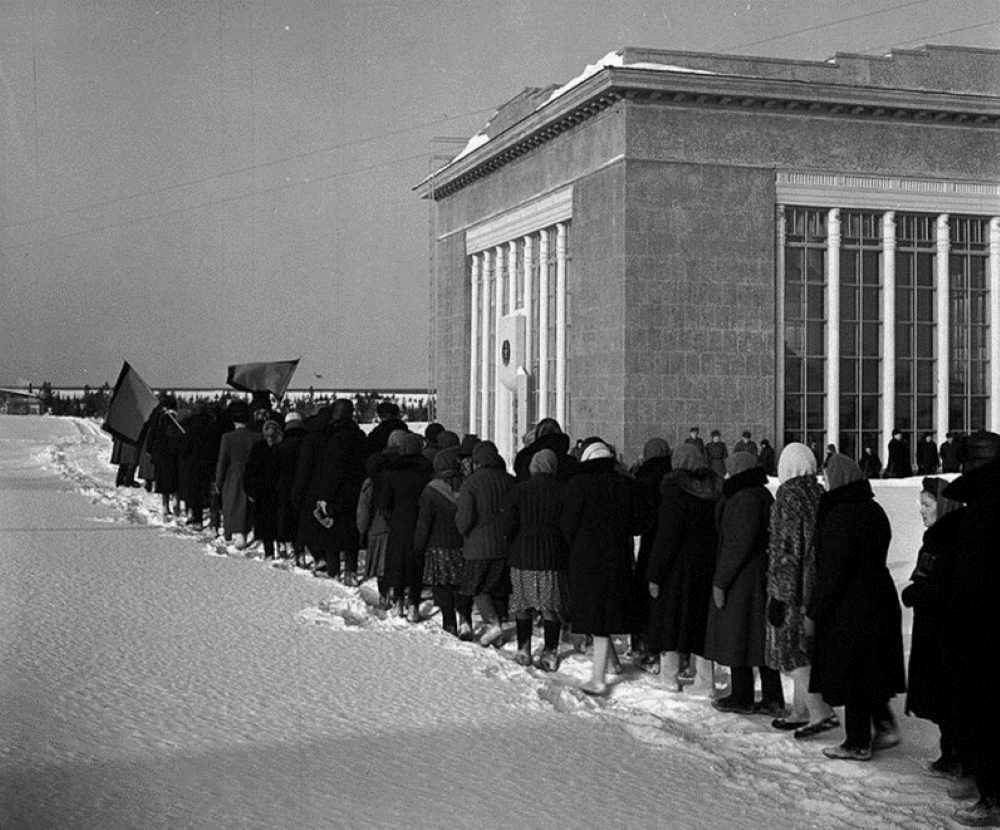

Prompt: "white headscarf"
[581,441,613,463]
[777,442,817,484]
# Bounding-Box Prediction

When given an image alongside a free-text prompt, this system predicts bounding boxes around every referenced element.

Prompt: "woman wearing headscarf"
[512,418,578,482]
[456,441,515,646]
[562,440,649,696]
[630,438,673,666]
[704,452,784,716]
[214,400,263,550]
[645,442,721,691]
[413,447,472,637]
[765,443,837,737]
[807,453,906,761]
[378,432,433,620]
[901,477,964,779]
[245,416,284,560]
[503,449,570,671]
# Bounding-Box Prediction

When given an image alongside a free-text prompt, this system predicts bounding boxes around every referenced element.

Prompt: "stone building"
[415,46,1000,465]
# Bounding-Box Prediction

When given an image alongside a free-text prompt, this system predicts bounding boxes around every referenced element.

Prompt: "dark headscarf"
[824,453,865,491]
[529,448,558,475]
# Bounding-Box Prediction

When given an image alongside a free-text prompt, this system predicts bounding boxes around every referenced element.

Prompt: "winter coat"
[807,479,905,707]
[916,439,939,475]
[455,466,515,560]
[513,432,579,482]
[758,444,777,478]
[859,450,883,480]
[273,424,306,543]
[377,454,433,587]
[733,439,758,458]
[645,468,722,654]
[502,473,568,572]
[631,456,673,638]
[214,427,263,537]
[365,417,408,457]
[561,457,649,636]
[765,474,824,672]
[885,437,912,478]
[176,411,214,508]
[703,466,773,668]
[900,509,964,722]
[245,440,282,542]
[315,419,369,553]
[705,441,729,478]
[413,476,463,555]
[957,429,1000,472]
[941,459,1000,772]
[110,436,138,467]
[939,439,960,474]
[148,410,183,495]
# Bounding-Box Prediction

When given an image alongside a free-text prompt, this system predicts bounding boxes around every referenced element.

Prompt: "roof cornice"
[416,68,1000,201]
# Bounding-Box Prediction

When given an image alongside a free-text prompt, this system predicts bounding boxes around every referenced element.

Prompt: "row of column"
[778,205,1000,452]
[467,223,567,453]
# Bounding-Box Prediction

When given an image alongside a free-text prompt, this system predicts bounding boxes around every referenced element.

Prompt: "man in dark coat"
[916,433,939,475]
[939,432,961,473]
[885,429,912,478]
[808,454,905,761]
[176,406,214,529]
[733,431,758,458]
[704,453,782,715]
[942,450,1000,826]
[365,401,408,457]
[316,399,368,584]
[291,406,334,573]
[147,396,183,516]
[274,411,307,562]
[956,428,1000,473]
[512,418,578,482]
[705,430,729,478]
[684,426,705,461]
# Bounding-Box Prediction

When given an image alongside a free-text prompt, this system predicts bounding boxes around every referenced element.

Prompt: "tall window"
[839,212,882,460]
[895,213,936,456]
[950,217,991,432]
[783,208,827,449]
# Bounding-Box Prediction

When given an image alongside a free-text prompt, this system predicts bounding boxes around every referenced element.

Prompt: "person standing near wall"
[706,430,728,478]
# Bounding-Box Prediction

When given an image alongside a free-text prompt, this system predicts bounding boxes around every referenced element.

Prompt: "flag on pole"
[226,359,300,399]
[102,362,160,445]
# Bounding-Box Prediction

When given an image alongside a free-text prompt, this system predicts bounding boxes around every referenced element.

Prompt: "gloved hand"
[767,598,787,627]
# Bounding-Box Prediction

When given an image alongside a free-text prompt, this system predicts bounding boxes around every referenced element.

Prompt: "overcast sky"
[1,0,997,390]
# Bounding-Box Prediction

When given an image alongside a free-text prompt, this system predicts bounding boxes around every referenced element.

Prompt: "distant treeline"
[32,382,432,422]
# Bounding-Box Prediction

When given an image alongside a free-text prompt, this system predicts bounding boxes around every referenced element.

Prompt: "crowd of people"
[112,397,1000,827]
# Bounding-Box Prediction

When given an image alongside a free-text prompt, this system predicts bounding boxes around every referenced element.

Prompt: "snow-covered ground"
[0,415,961,828]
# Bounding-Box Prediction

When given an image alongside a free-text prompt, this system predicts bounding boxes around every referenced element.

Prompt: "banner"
[226,359,300,399]
[101,362,160,445]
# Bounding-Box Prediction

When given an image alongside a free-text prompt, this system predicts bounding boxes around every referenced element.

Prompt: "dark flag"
[226,359,300,399]
[102,362,160,445]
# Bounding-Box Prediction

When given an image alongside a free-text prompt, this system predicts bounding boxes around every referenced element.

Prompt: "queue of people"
[115,398,1000,827]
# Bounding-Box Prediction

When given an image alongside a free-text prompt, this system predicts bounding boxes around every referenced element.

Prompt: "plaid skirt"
[423,547,464,587]
[509,568,570,616]
[460,557,511,598]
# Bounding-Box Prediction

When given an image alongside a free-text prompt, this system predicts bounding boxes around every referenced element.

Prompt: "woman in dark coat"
[561,440,648,696]
[148,397,183,516]
[503,449,570,670]
[214,400,263,550]
[512,418,578,482]
[377,432,433,620]
[765,443,837,736]
[273,412,307,560]
[758,439,777,478]
[176,406,214,530]
[645,443,721,692]
[808,453,906,761]
[413,447,471,637]
[901,477,963,776]
[245,417,284,559]
[917,433,940,475]
[456,441,515,647]
[704,452,784,716]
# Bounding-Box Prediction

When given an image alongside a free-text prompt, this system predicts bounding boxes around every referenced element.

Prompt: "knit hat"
[777,442,816,483]
[726,451,758,477]
[284,411,303,427]
[459,434,480,457]
[437,430,460,450]
[399,433,424,457]
[580,441,613,463]
[386,429,409,452]
[642,438,670,461]
[824,453,864,491]
[529,448,558,476]
[433,446,461,474]
[472,440,503,469]
[673,443,707,472]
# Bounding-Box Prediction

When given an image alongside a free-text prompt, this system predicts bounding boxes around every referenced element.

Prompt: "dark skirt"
[423,547,464,586]
[460,558,511,598]
[364,532,388,579]
[509,568,569,616]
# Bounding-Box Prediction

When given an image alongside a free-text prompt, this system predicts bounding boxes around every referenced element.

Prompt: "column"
[936,214,950,447]
[523,234,534,416]
[538,229,550,420]
[555,222,567,427]
[508,240,517,313]
[825,208,841,452]
[479,250,491,437]
[469,254,480,435]
[990,217,1000,432]
[775,206,785,445]
[494,245,505,443]
[881,212,896,453]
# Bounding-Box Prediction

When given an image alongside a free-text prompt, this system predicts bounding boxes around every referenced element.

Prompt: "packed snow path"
[0,416,957,828]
